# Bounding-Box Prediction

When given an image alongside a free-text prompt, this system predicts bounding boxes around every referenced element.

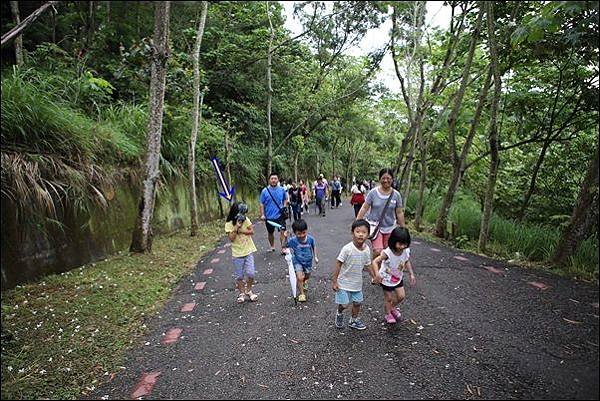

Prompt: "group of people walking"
[224,168,416,330]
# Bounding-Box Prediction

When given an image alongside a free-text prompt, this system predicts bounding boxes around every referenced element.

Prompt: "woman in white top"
[350,179,366,217]
[356,168,406,260]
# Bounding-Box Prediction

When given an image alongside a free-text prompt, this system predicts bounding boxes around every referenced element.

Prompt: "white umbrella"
[284,252,297,305]
[267,220,283,230]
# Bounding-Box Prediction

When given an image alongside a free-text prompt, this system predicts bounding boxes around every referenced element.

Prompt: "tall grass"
[1,70,99,160]
[414,190,598,281]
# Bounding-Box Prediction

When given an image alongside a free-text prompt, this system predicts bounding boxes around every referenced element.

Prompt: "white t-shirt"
[378,247,410,287]
[336,242,372,292]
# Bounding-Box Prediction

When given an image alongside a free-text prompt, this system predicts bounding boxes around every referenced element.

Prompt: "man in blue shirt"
[259,173,289,254]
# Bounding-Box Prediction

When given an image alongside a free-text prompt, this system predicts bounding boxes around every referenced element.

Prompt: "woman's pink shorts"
[371,231,392,251]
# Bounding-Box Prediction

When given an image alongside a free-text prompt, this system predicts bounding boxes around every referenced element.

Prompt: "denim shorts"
[232,254,255,280]
[335,289,364,305]
[294,263,312,274]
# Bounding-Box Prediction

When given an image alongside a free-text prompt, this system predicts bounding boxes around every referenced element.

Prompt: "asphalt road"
[93,204,599,400]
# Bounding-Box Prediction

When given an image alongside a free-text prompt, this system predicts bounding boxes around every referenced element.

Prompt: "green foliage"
[0,0,597,286]
[414,190,597,278]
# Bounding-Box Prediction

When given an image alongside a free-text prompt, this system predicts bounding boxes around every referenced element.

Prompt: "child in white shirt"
[371,227,416,324]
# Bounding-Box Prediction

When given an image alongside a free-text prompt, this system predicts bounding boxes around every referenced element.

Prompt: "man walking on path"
[259,173,288,254]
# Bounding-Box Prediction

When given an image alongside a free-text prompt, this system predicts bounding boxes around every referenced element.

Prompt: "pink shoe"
[391,308,402,320]
[385,313,397,324]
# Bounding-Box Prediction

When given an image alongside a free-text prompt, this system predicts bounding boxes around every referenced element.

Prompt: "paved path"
[93,204,599,400]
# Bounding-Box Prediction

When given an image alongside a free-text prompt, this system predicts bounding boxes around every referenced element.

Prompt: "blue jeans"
[291,203,302,221]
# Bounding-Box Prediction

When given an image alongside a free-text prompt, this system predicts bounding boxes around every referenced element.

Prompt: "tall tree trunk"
[215,180,224,218]
[136,1,141,36]
[552,142,599,266]
[345,139,352,193]
[85,1,95,51]
[316,153,320,176]
[266,1,274,175]
[188,1,208,237]
[189,88,205,236]
[2,1,59,48]
[294,150,299,183]
[331,137,338,177]
[414,123,428,231]
[434,6,485,238]
[51,6,56,43]
[517,134,552,221]
[225,120,234,201]
[106,1,110,24]
[401,121,419,203]
[414,93,454,230]
[478,2,502,251]
[445,5,484,168]
[10,1,23,66]
[130,1,170,253]
[434,65,492,238]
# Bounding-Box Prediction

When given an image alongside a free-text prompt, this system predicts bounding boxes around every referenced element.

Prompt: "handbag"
[267,187,289,220]
[368,190,396,240]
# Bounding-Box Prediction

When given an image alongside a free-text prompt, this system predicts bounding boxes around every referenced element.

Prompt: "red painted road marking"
[210,258,220,263]
[454,256,469,261]
[180,302,196,312]
[217,249,226,254]
[430,248,441,252]
[162,328,183,344]
[483,265,505,276]
[527,281,550,290]
[131,371,161,399]
[203,268,213,275]
[194,282,206,291]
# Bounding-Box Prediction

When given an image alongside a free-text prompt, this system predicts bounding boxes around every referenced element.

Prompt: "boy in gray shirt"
[332,219,372,330]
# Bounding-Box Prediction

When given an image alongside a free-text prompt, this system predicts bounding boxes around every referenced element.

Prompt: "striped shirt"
[336,242,372,292]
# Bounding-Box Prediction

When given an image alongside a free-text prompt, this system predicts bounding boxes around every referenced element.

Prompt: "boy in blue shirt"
[285,219,319,302]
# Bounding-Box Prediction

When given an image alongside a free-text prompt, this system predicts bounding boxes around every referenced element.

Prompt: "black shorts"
[380,279,404,292]
[265,216,287,233]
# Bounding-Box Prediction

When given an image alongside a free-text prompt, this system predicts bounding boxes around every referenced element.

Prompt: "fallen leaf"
[258,384,269,389]
[410,319,417,325]
[562,318,583,325]
[466,384,473,394]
